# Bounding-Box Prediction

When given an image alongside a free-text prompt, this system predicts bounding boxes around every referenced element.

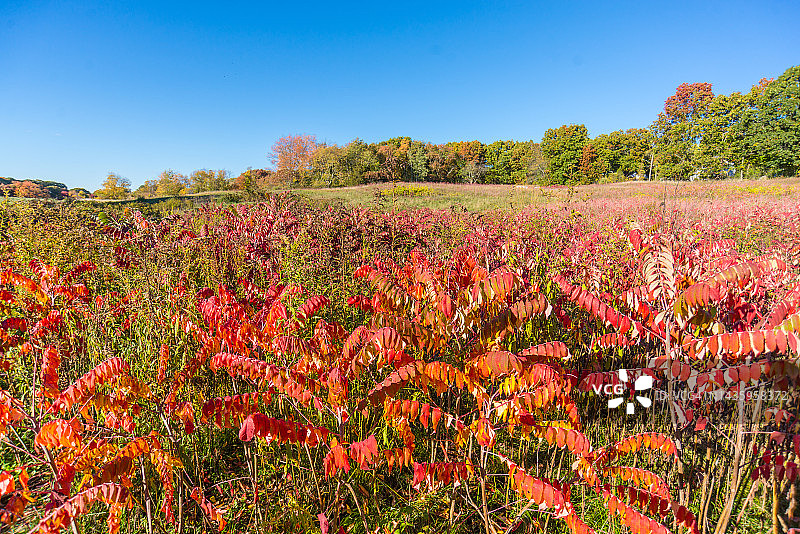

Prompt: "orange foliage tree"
[269,134,320,185]
[14,181,50,198]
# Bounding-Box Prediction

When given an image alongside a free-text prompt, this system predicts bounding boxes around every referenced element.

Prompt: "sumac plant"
[154,245,692,534]
[556,224,800,534]
[0,260,182,533]
[1,196,798,534]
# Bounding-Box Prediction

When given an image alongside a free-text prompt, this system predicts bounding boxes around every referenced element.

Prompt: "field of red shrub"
[0,193,798,534]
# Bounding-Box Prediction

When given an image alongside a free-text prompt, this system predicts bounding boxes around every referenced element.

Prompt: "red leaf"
[0,472,13,496]
[694,417,708,431]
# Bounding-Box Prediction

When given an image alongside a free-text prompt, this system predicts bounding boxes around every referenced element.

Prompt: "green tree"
[408,141,429,182]
[652,83,714,180]
[154,170,190,196]
[189,169,231,193]
[691,92,751,179]
[525,143,550,184]
[340,139,379,185]
[592,131,624,178]
[483,140,532,184]
[484,141,513,184]
[594,129,654,179]
[540,125,590,184]
[308,139,380,186]
[623,128,656,179]
[728,79,772,177]
[134,180,158,198]
[445,141,485,183]
[738,66,800,176]
[94,173,131,200]
[511,141,537,183]
[309,144,344,186]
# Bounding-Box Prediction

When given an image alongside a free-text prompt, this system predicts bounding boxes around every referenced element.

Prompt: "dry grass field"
[289,177,800,211]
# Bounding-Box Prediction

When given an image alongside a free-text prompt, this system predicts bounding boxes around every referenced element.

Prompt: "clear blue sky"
[1,0,798,190]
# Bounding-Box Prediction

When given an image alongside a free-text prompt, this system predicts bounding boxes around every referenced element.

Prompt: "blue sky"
[1,0,798,190]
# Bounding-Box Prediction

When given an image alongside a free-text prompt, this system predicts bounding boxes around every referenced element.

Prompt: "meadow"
[0,179,799,534]
[290,177,800,210]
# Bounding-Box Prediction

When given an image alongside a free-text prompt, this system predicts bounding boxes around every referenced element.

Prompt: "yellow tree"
[154,170,190,196]
[188,169,231,193]
[94,173,131,200]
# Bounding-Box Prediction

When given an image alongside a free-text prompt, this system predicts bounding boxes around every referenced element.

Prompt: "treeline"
[81,63,800,199]
[0,177,75,199]
[270,64,799,186]
[92,169,261,200]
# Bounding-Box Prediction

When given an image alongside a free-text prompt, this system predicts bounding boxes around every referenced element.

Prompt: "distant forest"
[0,177,73,199]
[5,65,799,200]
